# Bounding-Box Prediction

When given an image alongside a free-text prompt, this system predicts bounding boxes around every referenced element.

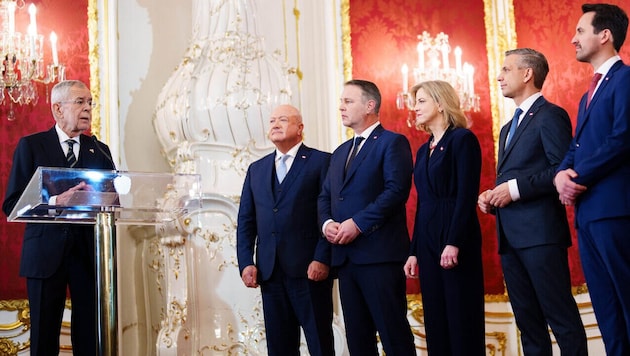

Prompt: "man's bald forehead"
[271,104,301,119]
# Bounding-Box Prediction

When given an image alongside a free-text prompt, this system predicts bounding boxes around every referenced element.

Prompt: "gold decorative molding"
[486,331,507,356]
[340,0,352,82]
[339,0,354,140]
[483,0,518,161]
[88,0,101,135]
[0,299,29,332]
[292,0,303,81]
[0,299,30,355]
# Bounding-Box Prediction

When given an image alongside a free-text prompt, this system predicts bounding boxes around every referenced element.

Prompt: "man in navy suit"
[237,104,334,356]
[479,48,587,355]
[318,80,415,355]
[555,4,630,354]
[2,80,116,355]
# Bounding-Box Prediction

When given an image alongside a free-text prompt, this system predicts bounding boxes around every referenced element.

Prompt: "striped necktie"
[66,139,77,167]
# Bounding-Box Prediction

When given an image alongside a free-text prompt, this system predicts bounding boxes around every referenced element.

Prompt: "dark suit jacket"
[237,144,331,281]
[558,60,630,225]
[2,127,116,278]
[496,96,573,251]
[318,124,413,267]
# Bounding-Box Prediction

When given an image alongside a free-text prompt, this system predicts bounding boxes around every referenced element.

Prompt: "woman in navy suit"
[403,80,485,355]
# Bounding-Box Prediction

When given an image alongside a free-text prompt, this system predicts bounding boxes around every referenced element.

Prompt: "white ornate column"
[152,0,294,354]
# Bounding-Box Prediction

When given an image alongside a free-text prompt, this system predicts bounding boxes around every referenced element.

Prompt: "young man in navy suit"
[555,4,630,355]
[237,104,334,356]
[318,80,416,355]
[3,80,116,355]
[479,48,587,355]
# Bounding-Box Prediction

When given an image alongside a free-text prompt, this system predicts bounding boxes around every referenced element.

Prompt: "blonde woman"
[403,80,485,355]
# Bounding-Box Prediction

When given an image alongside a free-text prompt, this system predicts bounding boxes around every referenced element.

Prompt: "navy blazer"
[318,124,413,267]
[558,60,630,225]
[237,144,331,281]
[496,96,573,250]
[2,127,116,278]
[411,127,482,251]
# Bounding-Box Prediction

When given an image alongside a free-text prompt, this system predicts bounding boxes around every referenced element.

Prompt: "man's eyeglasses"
[59,98,96,109]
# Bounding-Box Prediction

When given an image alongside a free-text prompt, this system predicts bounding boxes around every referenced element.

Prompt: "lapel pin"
[89,149,95,153]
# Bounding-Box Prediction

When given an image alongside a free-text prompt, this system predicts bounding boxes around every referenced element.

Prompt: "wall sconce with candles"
[397,31,479,126]
[0,0,65,120]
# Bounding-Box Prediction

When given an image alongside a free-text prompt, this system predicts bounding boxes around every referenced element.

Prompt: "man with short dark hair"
[318,80,416,355]
[479,48,587,355]
[555,3,630,354]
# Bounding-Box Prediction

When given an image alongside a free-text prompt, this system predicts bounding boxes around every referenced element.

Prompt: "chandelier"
[0,0,65,119]
[396,31,479,119]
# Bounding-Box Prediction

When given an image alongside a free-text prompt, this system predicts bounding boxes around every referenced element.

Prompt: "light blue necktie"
[505,108,523,148]
[277,155,289,183]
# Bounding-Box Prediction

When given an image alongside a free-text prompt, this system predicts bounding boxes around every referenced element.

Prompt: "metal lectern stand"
[95,211,117,355]
[7,167,201,355]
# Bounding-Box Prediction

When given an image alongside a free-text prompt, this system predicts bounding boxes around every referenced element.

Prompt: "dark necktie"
[66,139,77,167]
[586,72,602,108]
[505,108,523,148]
[345,136,364,173]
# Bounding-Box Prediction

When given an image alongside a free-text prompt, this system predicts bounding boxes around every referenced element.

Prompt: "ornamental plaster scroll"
[168,139,274,197]
[0,299,30,355]
[153,0,293,177]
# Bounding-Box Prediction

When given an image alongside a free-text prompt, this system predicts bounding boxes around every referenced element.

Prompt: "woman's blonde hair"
[410,80,469,133]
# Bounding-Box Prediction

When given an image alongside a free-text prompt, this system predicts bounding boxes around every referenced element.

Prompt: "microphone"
[92,135,117,170]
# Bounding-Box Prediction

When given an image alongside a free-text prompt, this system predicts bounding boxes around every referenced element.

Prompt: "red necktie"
[586,72,602,108]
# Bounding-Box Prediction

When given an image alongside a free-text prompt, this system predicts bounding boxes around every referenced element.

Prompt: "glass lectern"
[7,167,202,355]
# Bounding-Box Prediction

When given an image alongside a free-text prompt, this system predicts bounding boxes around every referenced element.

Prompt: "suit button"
[339,197,344,201]
[273,208,278,212]
[576,143,580,148]
[497,172,502,178]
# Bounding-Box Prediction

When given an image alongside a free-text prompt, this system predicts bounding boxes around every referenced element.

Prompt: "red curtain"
[0,0,89,299]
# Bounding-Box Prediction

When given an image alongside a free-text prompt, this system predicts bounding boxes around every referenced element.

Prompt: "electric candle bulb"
[50,32,58,65]
[29,4,37,35]
[401,64,408,93]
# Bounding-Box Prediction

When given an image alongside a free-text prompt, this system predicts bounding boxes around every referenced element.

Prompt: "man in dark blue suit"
[479,48,587,355]
[555,4,630,355]
[318,80,415,355]
[237,104,334,356]
[2,80,116,355]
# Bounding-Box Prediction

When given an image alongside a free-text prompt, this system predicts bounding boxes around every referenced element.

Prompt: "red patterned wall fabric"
[348,0,502,293]
[514,0,630,287]
[0,0,89,299]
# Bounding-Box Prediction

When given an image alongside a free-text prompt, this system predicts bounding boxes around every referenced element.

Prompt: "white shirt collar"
[517,92,543,119]
[55,124,79,146]
[355,121,380,140]
[275,141,302,161]
[595,55,621,77]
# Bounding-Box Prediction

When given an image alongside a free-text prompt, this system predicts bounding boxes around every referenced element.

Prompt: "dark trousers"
[579,217,630,356]
[501,242,587,356]
[26,234,96,356]
[260,266,334,356]
[337,261,416,356]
